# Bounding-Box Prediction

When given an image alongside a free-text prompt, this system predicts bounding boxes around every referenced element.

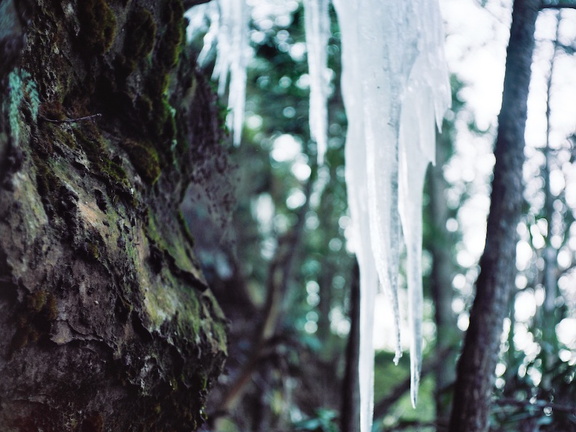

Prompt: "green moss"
[122,139,162,185]
[34,156,65,219]
[156,0,185,71]
[40,101,66,122]
[78,0,117,55]
[124,7,157,63]
[146,73,170,101]
[74,126,131,189]
[155,99,177,142]
[86,242,101,261]
[177,210,194,246]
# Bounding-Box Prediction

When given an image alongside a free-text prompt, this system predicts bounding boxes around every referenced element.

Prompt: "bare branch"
[494,398,576,415]
[541,1,576,9]
[39,113,102,123]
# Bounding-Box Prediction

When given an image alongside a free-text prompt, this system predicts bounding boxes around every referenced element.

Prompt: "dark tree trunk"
[448,1,540,431]
[429,130,458,428]
[0,0,229,430]
[340,262,360,432]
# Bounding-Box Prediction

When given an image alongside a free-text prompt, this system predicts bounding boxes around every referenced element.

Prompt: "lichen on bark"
[0,0,229,430]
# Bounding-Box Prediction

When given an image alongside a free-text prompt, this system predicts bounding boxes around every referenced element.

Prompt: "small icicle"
[188,2,220,67]
[226,0,249,146]
[214,0,249,146]
[398,82,429,407]
[192,0,250,146]
[303,0,331,163]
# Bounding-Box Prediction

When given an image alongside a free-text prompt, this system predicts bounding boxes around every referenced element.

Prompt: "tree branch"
[494,398,576,415]
[540,0,576,9]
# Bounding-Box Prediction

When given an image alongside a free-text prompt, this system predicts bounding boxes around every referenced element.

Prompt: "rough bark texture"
[0,0,229,430]
[448,1,540,431]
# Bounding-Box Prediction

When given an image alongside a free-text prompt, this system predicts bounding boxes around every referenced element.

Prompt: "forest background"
[185,1,576,431]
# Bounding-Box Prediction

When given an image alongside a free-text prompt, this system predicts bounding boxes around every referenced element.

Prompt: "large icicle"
[333,0,450,429]
[335,2,377,430]
[399,2,451,408]
[303,0,331,163]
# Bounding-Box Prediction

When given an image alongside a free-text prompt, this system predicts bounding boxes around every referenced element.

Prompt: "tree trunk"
[340,262,360,432]
[429,130,458,428]
[448,1,539,431]
[0,0,229,430]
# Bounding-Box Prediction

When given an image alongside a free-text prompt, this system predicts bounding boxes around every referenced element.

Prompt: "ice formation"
[303,0,331,163]
[188,0,449,429]
[332,0,450,429]
[188,0,249,146]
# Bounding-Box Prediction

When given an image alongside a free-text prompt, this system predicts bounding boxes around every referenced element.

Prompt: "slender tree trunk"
[340,262,360,432]
[429,130,458,428]
[448,1,540,431]
[539,11,561,393]
[0,0,229,430]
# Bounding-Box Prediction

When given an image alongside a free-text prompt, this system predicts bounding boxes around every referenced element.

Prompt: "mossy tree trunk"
[0,0,230,430]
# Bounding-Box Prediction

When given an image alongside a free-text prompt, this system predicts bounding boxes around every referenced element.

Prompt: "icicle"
[303,0,331,164]
[213,0,249,146]
[188,2,220,66]
[189,0,249,146]
[333,0,450,427]
[333,1,380,430]
[399,1,451,407]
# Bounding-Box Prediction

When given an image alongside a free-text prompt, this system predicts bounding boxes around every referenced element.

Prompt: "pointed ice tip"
[393,350,402,365]
[410,391,418,409]
[411,371,421,408]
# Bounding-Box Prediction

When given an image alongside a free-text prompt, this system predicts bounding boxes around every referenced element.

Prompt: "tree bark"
[448,1,540,431]
[429,130,458,428]
[340,262,360,432]
[0,0,229,430]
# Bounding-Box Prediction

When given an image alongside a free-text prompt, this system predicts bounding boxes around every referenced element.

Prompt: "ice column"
[332,0,450,429]
[304,0,331,163]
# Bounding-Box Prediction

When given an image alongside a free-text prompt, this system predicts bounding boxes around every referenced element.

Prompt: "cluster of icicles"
[189,0,450,430]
